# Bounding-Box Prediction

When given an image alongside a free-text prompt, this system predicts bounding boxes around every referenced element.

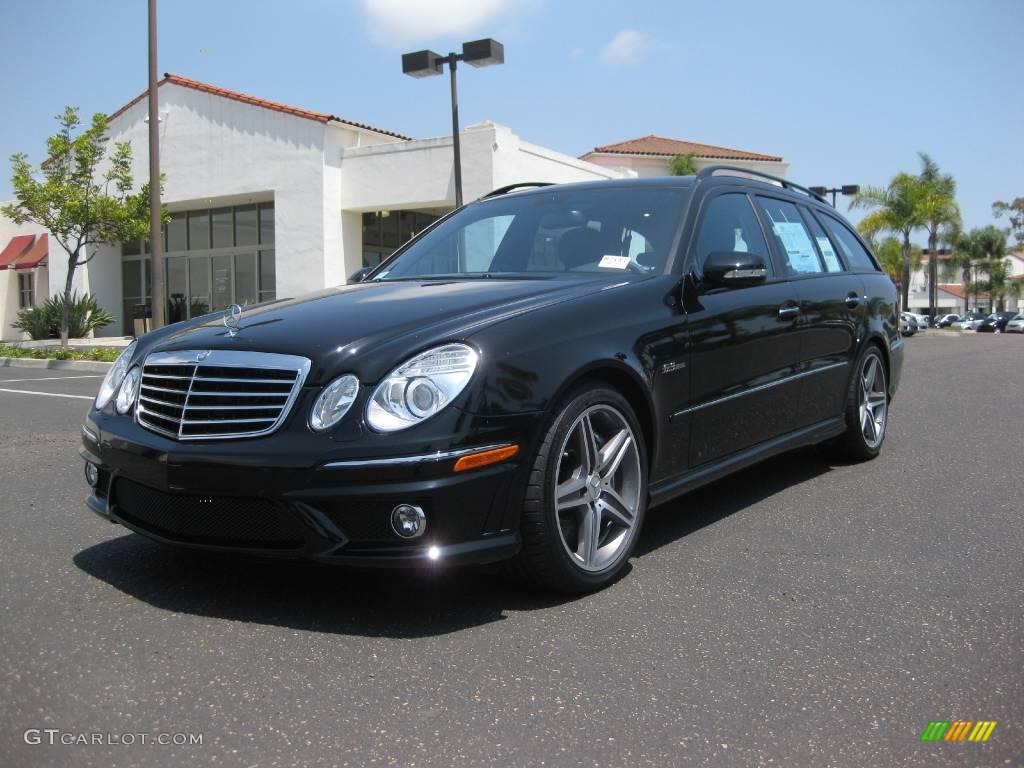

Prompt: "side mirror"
[348,266,373,284]
[703,251,768,287]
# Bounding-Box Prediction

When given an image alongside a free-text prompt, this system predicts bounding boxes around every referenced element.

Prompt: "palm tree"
[669,153,698,176]
[954,226,1008,313]
[916,153,960,317]
[852,172,925,309]
[873,235,922,286]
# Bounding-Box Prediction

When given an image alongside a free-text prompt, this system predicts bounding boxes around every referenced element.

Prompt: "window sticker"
[772,222,820,273]
[816,236,842,272]
[598,255,630,269]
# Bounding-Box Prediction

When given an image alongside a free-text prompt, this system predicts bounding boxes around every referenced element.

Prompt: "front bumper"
[80,409,539,567]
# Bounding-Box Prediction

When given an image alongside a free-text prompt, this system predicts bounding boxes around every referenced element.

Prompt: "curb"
[0,357,113,373]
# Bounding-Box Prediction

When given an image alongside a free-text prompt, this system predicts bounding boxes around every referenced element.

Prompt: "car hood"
[145,277,614,383]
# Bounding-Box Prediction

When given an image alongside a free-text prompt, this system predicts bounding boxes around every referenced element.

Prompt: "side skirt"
[648,416,847,509]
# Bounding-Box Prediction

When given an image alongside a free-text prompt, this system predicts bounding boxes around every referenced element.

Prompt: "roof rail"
[481,182,554,199]
[695,165,828,203]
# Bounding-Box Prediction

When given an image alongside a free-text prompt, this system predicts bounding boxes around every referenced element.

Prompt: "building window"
[121,201,276,333]
[18,273,34,309]
[361,209,446,268]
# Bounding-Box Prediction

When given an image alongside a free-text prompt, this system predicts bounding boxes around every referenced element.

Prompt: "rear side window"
[817,213,878,271]
[754,197,825,275]
[798,206,844,273]
[693,193,769,269]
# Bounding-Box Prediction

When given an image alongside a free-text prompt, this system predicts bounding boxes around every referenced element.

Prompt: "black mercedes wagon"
[81,167,902,592]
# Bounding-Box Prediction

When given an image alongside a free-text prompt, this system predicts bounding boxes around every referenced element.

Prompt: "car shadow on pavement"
[73,446,835,639]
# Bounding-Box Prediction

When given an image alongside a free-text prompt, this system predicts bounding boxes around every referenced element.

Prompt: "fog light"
[391,504,426,539]
[84,462,99,488]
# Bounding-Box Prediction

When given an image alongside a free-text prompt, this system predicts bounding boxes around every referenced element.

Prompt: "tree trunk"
[927,228,938,318]
[61,249,76,347]
[961,266,970,314]
[901,232,911,311]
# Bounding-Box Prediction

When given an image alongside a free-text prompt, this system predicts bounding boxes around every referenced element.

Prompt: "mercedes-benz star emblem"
[223,304,242,337]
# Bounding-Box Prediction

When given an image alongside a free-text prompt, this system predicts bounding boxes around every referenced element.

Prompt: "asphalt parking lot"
[0,334,1021,767]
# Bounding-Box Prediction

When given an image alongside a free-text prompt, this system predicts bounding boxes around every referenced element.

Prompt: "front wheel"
[835,345,889,461]
[510,384,647,593]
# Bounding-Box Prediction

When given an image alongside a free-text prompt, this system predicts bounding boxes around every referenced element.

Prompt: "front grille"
[114,478,305,549]
[136,350,310,441]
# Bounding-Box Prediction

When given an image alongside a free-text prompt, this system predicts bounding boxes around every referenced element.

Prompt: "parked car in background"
[955,312,987,330]
[905,312,929,332]
[900,313,917,336]
[976,310,1019,333]
[1005,313,1024,333]
[936,313,962,328]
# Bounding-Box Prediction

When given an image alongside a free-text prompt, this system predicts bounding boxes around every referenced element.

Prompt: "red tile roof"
[586,135,782,162]
[0,234,35,269]
[108,73,411,140]
[14,234,47,270]
[939,283,989,300]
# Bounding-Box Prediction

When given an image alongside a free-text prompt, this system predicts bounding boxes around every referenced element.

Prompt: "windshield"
[372,186,687,281]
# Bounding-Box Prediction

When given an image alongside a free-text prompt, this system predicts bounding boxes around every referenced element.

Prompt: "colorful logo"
[920,721,997,742]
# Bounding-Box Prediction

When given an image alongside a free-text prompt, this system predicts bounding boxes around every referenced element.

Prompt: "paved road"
[1,335,1021,767]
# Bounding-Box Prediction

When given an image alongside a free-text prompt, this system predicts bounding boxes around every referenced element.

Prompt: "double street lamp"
[808,184,860,208]
[402,38,504,208]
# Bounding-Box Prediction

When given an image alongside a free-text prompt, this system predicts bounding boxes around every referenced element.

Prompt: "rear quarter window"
[816,212,879,271]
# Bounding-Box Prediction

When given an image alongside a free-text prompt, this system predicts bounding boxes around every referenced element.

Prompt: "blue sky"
[1,0,1020,241]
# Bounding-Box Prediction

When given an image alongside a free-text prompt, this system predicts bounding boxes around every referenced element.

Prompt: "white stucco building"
[1,74,787,340]
[580,135,788,179]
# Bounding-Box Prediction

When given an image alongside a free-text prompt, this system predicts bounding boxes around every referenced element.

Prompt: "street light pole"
[147,0,165,329]
[402,39,504,210]
[447,54,463,208]
[808,184,860,208]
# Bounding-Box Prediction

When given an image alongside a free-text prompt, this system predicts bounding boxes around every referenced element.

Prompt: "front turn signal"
[453,444,519,473]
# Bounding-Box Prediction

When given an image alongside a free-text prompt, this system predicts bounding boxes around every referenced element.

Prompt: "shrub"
[11,292,114,340]
[12,306,52,340]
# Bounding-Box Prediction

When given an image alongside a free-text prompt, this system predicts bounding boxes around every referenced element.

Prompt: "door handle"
[778,304,801,320]
[845,292,861,309]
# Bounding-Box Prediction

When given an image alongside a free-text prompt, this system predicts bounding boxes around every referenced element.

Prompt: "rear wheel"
[511,384,647,593]
[835,345,889,461]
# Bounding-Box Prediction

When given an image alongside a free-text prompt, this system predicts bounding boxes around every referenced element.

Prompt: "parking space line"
[0,387,93,401]
[0,375,104,383]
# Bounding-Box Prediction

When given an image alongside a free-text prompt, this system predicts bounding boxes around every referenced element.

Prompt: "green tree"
[668,153,698,176]
[954,226,1008,313]
[2,107,160,345]
[873,235,921,285]
[992,197,1024,246]
[852,172,926,309]
[916,153,960,316]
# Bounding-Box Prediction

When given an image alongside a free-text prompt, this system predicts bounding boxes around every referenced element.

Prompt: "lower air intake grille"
[114,479,305,548]
[136,349,310,441]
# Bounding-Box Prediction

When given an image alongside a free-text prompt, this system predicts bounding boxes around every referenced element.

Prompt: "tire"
[834,345,889,461]
[509,383,648,593]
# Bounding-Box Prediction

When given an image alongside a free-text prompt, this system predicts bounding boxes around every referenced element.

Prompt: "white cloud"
[601,29,655,66]
[360,0,528,45]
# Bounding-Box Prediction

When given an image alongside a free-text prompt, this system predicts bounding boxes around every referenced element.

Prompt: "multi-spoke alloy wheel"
[554,405,642,572]
[510,385,648,592]
[835,345,889,461]
[859,354,888,450]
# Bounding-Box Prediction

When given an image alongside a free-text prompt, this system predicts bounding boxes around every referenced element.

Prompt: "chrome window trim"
[136,349,311,441]
[320,443,514,469]
[671,361,849,420]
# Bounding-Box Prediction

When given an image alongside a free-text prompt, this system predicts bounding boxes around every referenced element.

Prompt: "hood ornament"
[223,304,242,337]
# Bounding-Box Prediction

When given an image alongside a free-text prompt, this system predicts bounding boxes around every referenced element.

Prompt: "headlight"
[366,343,478,432]
[95,341,137,409]
[309,374,360,432]
[115,366,142,415]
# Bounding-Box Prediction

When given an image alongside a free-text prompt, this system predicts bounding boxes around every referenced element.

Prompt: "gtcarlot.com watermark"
[24,729,203,747]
